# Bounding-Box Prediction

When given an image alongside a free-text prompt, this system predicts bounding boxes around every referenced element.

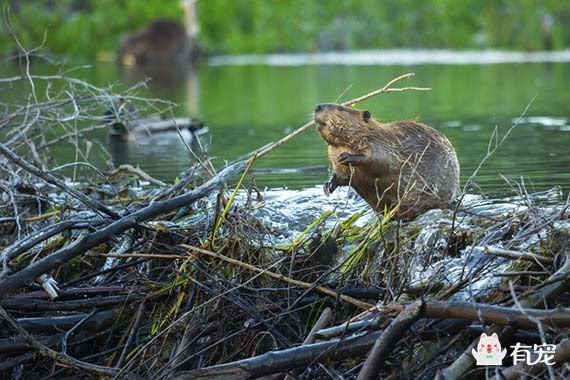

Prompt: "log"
[0,162,244,297]
[172,329,382,380]
[357,300,424,380]
[0,306,118,376]
[132,117,203,134]
[14,310,116,334]
[0,333,63,353]
[11,286,131,300]
[0,294,139,311]
[384,300,570,329]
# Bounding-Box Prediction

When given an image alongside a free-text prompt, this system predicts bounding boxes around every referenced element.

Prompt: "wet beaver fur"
[314,103,460,219]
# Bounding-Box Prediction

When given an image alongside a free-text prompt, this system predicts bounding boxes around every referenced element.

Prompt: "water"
[2,50,570,196]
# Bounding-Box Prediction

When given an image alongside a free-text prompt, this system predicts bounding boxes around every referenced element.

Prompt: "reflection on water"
[3,52,570,196]
[106,124,210,178]
[118,63,200,115]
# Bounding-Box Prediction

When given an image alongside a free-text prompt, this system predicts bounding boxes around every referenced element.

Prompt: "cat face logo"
[472,333,507,365]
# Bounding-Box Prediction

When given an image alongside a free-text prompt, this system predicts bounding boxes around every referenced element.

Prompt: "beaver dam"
[1,71,569,380]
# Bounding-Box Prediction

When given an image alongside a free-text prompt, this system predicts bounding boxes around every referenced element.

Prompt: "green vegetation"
[1,0,182,58]
[199,0,570,53]
[1,0,570,58]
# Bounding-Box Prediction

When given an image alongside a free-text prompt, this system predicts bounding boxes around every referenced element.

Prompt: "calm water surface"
[3,53,570,196]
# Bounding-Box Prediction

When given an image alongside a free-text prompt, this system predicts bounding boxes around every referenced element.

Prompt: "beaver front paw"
[323,181,337,196]
[338,152,365,165]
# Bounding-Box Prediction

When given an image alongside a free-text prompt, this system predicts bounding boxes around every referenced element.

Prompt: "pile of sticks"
[1,64,569,380]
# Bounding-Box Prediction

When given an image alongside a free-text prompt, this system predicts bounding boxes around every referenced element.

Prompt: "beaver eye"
[362,110,371,121]
[337,106,344,111]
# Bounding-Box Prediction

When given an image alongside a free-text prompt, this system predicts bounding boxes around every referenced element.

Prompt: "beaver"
[118,20,197,66]
[314,103,460,219]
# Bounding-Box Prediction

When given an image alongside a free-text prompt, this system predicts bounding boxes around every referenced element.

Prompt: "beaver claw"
[338,152,365,165]
[323,181,338,196]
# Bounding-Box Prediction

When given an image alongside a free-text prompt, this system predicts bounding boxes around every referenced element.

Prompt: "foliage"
[1,0,570,58]
[0,0,183,57]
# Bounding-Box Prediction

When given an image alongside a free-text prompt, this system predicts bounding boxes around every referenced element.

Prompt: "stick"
[357,300,424,380]
[181,244,374,310]
[172,329,382,380]
[383,300,570,329]
[0,140,120,219]
[282,307,334,380]
[116,302,145,368]
[315,319,378,340]
[248,73,429,162]
[1,221,76,266]
[304,307,334,345]
[0,294,138,311]
[16,310,116,334]
[106,164,167,187]
[0,305,118,376]
[0,162,244,297]
[484,246,553,264]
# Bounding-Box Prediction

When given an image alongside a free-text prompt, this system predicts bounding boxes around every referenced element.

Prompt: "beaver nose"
[314,104,324,113]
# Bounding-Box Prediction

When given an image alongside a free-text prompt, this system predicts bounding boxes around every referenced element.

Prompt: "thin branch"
[0,305,118,376]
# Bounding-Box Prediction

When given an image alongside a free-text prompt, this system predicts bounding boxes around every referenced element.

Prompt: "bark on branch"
[383,300,570,329]
[357,299,425,380]
[172,329,382,380]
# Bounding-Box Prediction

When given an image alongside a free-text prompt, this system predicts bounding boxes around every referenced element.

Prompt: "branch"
[172,329,382,380]
[0,141,120,219]
[247,73,429,162]
[182,244,374,310]
[106,164,167,187]
[382,300,570,329]
[0,305,118,376]
[0,162,244,297]
[484,246,553,264]
[357,300,425,380]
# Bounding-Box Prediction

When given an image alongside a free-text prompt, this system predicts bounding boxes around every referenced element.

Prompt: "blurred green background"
[1,0,569,58]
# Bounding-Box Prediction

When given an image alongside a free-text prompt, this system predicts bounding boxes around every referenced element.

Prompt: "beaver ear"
[362,110,371,122]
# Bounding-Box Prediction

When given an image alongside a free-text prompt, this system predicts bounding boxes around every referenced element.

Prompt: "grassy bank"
[1,0,570,58]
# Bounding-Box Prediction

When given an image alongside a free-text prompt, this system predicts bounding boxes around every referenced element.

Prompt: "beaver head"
[314,103,372,149]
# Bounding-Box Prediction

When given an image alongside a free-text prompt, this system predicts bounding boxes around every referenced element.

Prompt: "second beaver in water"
[314,103,460,219]
[118,20,197,66]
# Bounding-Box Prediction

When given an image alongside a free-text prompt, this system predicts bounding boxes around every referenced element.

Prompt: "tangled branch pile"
[1,66,569,380]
